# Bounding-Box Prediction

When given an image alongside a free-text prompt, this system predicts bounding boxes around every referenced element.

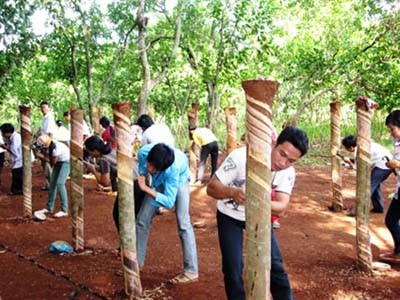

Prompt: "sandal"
[169,273,199,285]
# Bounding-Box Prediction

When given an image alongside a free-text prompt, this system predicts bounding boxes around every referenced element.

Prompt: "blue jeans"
[46,161,70,212]
[217,211,293,300]
[385,188,400,254]
[371,167,392,212]
[136,181,198,274]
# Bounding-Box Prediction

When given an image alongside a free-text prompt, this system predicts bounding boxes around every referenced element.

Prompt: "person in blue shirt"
[136,143,199,285]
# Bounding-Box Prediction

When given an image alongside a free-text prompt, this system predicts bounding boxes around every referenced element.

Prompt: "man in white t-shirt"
[135,114,174,147]
[0,134,5,189]
[207,126,309,300]
[342,135,393,213]
[0,123,23,195]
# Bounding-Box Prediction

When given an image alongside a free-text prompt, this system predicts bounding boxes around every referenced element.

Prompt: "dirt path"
[1,164,400,299]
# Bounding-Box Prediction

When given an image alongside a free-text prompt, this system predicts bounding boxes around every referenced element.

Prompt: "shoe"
[36,208,49,214]
[371,208,384,213]
[168,273,199,285]
[54,211,68,218]
[272,220,281,229]
[41,186,49,191]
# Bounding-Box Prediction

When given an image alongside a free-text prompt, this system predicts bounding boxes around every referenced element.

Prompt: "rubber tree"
[243,79,279,299]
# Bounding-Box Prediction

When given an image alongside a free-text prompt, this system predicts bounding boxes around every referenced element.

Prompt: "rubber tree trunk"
[330,100,343,211]
[188,103,199,183]
[91,106,101,135]
[112,102,142,298]
[19,105,32,217]
[225,107,237,155]
[70,108,85,251]
[243,79,279,300]
[355,96,373,273]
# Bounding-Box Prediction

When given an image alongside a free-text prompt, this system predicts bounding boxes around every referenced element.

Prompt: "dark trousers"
[11,167,23,193]
[198,141,219,182]
[217,211,293,300]
[371,167,392,212]
[112,179,146,233]
[0,152,4,185]
[385,188,400,254]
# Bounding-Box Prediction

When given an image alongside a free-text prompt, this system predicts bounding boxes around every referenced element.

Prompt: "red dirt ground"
[1,161,400,300]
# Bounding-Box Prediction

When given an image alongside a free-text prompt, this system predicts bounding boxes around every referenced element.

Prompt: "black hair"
[63,111,70,117]
[147,143,175,172]
[136,114,154,131]
[276,126,309,157]
[84,135,111,155]
[342,135,357,148]
[99,116,111,128]
[0,123,15,134]
[385,109,400,128]
[56,120,63,127]
[40,101,49,106]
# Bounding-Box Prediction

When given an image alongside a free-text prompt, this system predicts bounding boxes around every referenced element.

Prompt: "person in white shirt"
[0,123,23,195]
[38,101,57,190]
[34,135,70,218]
[135,114,174,147]
[206,126,309,300]
[40,101,57,138]
[342,135,393,213]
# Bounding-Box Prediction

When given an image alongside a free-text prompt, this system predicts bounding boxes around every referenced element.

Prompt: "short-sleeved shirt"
[50,141,70,162]
[98,149,117,174]
[192,128,217,147]
[41,112,57,137]
[353,142,392,170]
[141,124,174,147]
[215,146,296,222]
[101,126,116,149]
[5,132,22,169]
[0,135,5,154]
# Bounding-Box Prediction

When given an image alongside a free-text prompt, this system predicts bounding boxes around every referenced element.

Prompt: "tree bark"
[19,105,32,217]
[70,108,85,251]
[91,106,101,135]
[355,96,373,273]
[243,79,280,300]
[136,0,182,117]
[188,103,199,183]
[224,107,237,155]
[330,100,343,212]
[112,102,142,297]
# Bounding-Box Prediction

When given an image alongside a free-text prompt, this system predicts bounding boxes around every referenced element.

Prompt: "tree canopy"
[1,0,399,130]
